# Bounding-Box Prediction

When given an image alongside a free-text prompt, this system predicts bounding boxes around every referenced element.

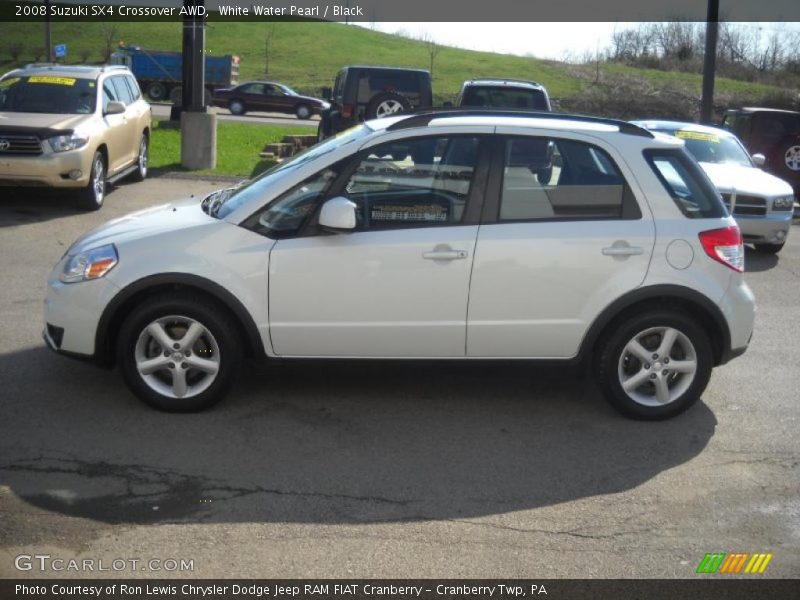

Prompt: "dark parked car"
[317,66,433,140]
[211,81,328,119]
[457,79,554,183]
[721,107,800,195]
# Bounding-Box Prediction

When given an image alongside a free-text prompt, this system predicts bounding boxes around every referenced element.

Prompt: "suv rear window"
[463,86,549,110]
[644,149,726,219]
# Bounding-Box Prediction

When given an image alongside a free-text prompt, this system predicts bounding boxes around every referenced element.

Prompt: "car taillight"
[699,226,744,273]
[341,104,353,118]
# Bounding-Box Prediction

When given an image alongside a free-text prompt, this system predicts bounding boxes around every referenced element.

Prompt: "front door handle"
[602,242,644,256]
[423,247,468,261]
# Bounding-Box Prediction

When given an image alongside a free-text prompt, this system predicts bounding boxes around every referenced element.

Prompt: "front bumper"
[43,272,121,359]
[736,212,793,245]
[0,148,94,188]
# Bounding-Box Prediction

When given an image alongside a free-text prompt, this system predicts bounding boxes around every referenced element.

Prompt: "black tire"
[317,119,328,142]
[169,86,182,105]
[295,103,312,120]
[146,82,166,102]
[117,292,242,412]
[75,151,106,211]
[365,92,410,119]
[131,133,149,182]
[229,99,246,116]
[754,242,785,254]
[593,310,713,420]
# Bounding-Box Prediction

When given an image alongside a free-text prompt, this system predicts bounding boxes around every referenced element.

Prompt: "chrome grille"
[721,193,766,217]
[0,133,43,156]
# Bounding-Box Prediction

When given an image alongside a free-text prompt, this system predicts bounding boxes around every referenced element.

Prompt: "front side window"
[499,137,635,221]
[342,136,480,229]
[645,149,726,219]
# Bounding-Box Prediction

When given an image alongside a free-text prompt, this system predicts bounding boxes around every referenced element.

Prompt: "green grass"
[149,120,309,177]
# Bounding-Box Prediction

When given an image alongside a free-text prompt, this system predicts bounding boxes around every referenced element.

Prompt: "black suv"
[318,66,432,140]
[457,78,551,111]
[721,107,800,195]
[457,79,554,183]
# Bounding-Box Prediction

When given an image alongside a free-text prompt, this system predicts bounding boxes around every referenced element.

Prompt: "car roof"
[340,65,430,74]
[463,79,546,91]
[10,64,129,79]
[727,107,800,115]
[631,120,735,138]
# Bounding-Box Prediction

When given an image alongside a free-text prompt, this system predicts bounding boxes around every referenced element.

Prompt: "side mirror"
[321,86,332,101]
[319,196,357,232]
[105,101,126,115]
[751,153,766,167]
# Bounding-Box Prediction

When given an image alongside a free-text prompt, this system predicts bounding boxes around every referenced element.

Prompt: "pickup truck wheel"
[754,242,785,254]
[295,103,312,119]
[75,152,106,211]
[117,293,242,412]
[131,134,149,182]
[594,310,712,420]
[146,82,166,102]
[229,99,246,116]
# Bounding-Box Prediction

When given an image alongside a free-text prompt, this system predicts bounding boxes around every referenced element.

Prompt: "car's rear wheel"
[131,134,149,182]
[229,99,246,116]
[754,242,785,254]
[117,293,242,412]
[594,310,713,420]
[76,151,106,211]
[295,103,312,119]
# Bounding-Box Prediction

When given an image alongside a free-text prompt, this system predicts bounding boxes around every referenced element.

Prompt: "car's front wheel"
[117,293,242,412]
[594,310,713,420]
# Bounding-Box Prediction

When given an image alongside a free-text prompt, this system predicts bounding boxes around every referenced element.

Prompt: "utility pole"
[700,0,720,124]
[45,0,52,61]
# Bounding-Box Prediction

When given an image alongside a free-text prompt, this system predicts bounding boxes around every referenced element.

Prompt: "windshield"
[662,129,752,168]
[462,86,549,110]
[0,76,97,114]
[279,84,298,96]
[211,123,373,219]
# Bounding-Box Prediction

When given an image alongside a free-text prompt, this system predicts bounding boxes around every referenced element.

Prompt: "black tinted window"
[463,86,549,110]
[499,137,636,221]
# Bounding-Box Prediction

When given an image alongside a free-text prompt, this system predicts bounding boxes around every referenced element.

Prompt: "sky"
[358,22,799,62]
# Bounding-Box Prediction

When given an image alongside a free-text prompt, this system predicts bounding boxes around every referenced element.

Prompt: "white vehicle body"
[44,112,756,419]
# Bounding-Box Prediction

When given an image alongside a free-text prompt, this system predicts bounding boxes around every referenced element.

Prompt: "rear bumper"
[717,278,756,364]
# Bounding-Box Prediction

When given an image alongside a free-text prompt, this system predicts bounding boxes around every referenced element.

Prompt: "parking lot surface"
[0,178,798,578]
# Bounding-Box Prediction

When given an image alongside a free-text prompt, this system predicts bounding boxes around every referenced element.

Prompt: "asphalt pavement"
[150,103,319,127]
[0,177,798,579]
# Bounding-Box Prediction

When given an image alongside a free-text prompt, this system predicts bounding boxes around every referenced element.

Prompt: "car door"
[262,84,290,113]
[100,78,136,174]
[467,133,655,358]
[267,134,489,357]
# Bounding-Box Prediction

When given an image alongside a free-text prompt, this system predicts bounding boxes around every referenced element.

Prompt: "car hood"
[0,111,89,133]
[68,197,217,254]
[699,162,794,196]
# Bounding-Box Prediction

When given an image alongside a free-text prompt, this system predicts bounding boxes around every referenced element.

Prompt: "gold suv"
[0,64,151,210]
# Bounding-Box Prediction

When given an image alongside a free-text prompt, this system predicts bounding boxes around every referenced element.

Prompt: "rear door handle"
[423,248,468,261]
[602,243,644,256]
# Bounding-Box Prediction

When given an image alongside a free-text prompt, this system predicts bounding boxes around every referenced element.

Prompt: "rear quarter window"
[644,149,727,219]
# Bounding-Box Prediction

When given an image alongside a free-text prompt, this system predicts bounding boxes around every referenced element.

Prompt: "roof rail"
[385,109,654,138]
[466,77,543,87]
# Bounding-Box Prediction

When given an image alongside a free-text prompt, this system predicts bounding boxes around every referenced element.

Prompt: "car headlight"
[48,132,90,153]
[60,244,118,283]
[772,195,795,211]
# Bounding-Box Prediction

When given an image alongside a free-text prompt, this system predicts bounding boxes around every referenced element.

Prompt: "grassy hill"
[1,20,796,116]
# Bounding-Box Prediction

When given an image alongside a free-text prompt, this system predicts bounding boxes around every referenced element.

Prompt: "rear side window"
[645,149,726,219]
[498,137,639,221]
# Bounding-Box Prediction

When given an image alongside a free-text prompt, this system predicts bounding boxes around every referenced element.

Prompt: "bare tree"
[264,23,277,76]
[101,24,119,62]
[419,31,442,80]
[79,48,92,63]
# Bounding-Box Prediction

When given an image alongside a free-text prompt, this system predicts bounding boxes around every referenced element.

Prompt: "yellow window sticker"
[28,76,77,86]
[0,77,21,89]
[675,130,719,143]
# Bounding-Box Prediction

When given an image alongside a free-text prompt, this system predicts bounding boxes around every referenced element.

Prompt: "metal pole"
[45,0,52,62]
[182,0,206,112]
[700,0,720,124]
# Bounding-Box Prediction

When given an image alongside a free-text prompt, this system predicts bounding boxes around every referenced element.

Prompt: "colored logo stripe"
[697,552,773,574]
